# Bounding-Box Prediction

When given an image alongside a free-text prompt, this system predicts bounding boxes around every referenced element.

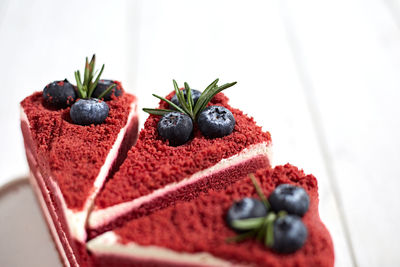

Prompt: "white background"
[1,0,400,266]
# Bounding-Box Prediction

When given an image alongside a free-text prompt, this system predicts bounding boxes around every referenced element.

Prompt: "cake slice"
[20,56,139,267]
[88,82,272,238]
[87,164,334,267]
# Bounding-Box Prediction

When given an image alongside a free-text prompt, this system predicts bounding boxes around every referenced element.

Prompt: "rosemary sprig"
[226,174,288,249]
[74,54,115,99]
[250,173,270,209]
[143,78,237,120]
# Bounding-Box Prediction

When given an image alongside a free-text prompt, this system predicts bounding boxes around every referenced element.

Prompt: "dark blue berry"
[226,198,268,231]
[269,184,310,217]
[197,106,235,138]
[43,79,77,108]
[170,89,202,109]
[273,215,307,253]
[92,79,123,100]
[157,112,193,146]
[70,98,109,125]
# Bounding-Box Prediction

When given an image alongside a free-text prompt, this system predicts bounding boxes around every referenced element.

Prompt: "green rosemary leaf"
[76,70,82,85]
[83,57,89,87]
[88,55,96,82]
[193,78,219,116]
[173,80,191,115]
[226,229,257,243]
[249,174,270,209]
[152,94,187,115]
[89,55,95,71]
[198,81,237,113]
[142,108,175,116]
[265,213,276,248]
[74,71,82,88]
[88,64,104,98]
[97,84,116,100]
[231,217,264,230]
[203,78,220,96]
[196,85,219,112]
[277,210,288,218]
[216,81,237,91]
[184,82,193,113]
[256,218,269,242]
[74,71,85,98]
[144,78,235,119]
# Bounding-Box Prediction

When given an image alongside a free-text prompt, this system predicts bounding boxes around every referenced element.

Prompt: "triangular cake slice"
[88,92,272,238]
[20,84,139,267]
[88,164,334,267]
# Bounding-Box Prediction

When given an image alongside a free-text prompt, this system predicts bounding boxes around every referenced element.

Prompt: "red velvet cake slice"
[88,87,272,238]
[20,56,139,267]
[87,164,334,267]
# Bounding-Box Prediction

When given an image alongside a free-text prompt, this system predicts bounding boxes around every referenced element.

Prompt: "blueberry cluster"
[42,56,122,126]
[157,103,235,146]
[144,79,237,146]
[226,177,310,254]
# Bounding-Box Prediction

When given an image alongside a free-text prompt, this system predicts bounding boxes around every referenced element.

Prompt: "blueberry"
[197,106,235,138]
[268,184,310,217]
[43,79,77,108]
[273,215,307,253]
[157,112,193,146]
[92,79,123,100]
[226,198,268,231]
[170,89,202,109]
[70,98,109,125]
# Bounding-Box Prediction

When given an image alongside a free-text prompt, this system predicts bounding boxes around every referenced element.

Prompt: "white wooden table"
[1,1,399,266]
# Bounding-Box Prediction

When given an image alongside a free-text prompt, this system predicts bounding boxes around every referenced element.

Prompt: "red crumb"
[57,81,65,86]
[113,80,122,90]
[114,164,334,267]
[21,88,136,210]
[95,92,272,208]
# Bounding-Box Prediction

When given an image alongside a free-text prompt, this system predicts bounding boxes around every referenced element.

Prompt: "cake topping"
[170,89,202,109]
[143,79,237,145]
[92,79,123,100]
[273,214,308,253]
[43,79,77,108]
[157,112,193,146]
[70,55,114,125]
[226,198,268,230]
[197,105,235,138]
[269,184,310,217]
[70,98,109,125]
[227,174,309,254]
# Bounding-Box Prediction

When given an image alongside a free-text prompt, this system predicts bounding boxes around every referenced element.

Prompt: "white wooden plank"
[0,0,136,186]
[282,0,400,266]
[135,1,352,266]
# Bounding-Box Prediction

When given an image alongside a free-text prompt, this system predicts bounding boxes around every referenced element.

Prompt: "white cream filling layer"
[87,232,243,267]
[21,101,138,242]
[88,142,272,230]
[28,156,76,267]
[30,172,72,267]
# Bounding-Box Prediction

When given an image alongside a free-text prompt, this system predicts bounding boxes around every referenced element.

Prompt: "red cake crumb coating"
[95,92,271,208]
[21,89,136,210]
[112,164,334,267]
